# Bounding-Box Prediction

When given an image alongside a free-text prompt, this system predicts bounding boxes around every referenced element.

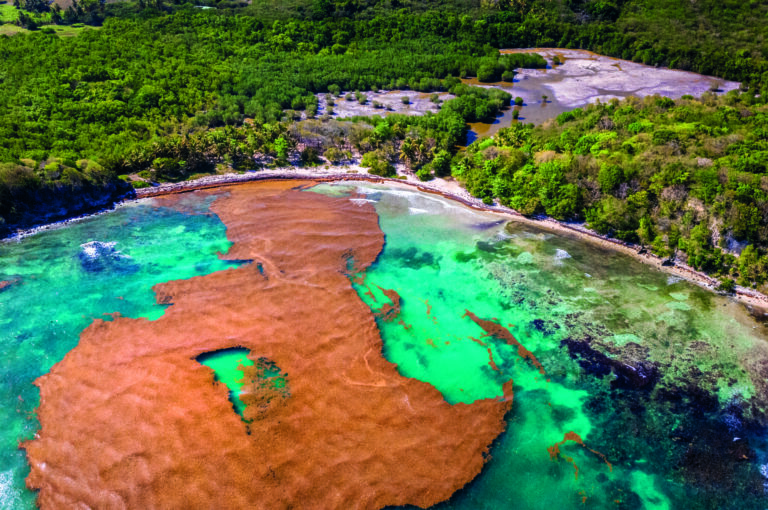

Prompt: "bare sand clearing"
[24,181,513,509]
[506,49,739,107]
[316,90,454,119]
[466,48,740,138]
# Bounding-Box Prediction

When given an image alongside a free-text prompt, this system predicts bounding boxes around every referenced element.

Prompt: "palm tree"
[399,137,416,171]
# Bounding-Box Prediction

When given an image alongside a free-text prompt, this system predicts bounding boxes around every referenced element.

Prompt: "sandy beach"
[7,162,763,310]
[131,165,768,312]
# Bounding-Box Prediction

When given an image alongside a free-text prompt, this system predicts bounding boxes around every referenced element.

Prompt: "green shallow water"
[314,182,768,509]
[0,195,241,509]
[197,348,256,418]
[2,183,768,508]
[197,348,287,421]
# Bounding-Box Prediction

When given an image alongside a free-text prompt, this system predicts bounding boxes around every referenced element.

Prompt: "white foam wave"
[760,463,768,492]
[375,188,465,211]
[351,186,380,196]
[80,241,118,259]
[408,207,429,215]
[349,198,376,206]
[0,470,22,509]
[79,241,132,268]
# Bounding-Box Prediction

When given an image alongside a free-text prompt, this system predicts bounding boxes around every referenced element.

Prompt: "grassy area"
[0,1,95,38]
[47,24,98,37]
[0,23,26,35]
[0,21,97,37]
[0,2,19,23]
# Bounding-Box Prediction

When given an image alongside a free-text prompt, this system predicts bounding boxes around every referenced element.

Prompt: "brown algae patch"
[547,431,613,481]
[464,309,546,376]
[23,181,514,509]
[0,278,19,292]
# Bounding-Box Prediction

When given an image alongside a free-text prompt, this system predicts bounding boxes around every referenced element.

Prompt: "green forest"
[454,92,768,288]
[1,0,768,288]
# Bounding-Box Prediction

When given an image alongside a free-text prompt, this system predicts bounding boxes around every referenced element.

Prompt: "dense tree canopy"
[453,92,768,288]
[0,10,520,233]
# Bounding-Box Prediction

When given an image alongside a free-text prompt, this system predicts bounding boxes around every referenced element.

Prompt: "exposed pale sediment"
[466,48,740,134]
[23,181,513,509]
[316,90,454,119]
[504,48,739,107]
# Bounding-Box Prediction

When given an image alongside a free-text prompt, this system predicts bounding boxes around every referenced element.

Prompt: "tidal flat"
[466,48,741,141]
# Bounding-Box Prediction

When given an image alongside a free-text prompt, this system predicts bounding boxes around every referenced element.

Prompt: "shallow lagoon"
[1,182,767,508]
[318,182,768,509]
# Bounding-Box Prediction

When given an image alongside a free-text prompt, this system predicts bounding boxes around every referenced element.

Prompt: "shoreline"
[10,165,768,311]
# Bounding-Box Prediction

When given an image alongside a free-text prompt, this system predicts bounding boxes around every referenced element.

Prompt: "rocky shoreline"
[7,164,768,311]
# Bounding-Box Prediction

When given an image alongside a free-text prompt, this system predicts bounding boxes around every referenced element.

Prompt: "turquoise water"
[0,195,241,509]
[313,182,768,509]
[197,348,288,421]
[197,348,256,418]
[2,183,768,508]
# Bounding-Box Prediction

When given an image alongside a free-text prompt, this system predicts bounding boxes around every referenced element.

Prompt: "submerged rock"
[530,318,561,336]
[561,337,660,391]
[78,241,136,273]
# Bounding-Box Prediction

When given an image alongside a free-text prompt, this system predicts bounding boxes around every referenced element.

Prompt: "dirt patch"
[318,89,454,119]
